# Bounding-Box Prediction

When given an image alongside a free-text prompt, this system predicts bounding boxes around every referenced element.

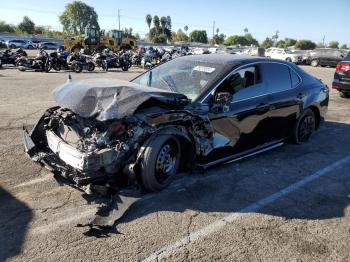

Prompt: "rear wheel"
[140,135,181,192]
[121,65,128,71]
[53,64,61,71]
[292,109,316,144]
[310,59,319,67]
[87,62,95,72]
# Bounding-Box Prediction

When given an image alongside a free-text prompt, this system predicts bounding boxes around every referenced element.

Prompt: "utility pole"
[118,9,121,31]
[212,21,215,46]
[322,35,326,47]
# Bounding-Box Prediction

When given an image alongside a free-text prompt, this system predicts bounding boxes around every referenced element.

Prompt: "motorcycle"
[16,50,51,72]
[0,48,27,67]
[67,53,95,73]
[49,51,70,71]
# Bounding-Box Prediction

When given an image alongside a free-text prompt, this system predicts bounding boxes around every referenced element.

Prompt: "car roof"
[175,54,266,65]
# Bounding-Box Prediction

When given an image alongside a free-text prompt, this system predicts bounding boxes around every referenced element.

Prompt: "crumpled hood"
[52,78,187,121]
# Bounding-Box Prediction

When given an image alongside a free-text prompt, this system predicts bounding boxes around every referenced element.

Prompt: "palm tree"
[216,28,219,35]
[184,25,188,35]
[244,27,248,34]
[146,14,152,31]
[153,15,160,33]
[160,16,167,33]
[166,16,172,30]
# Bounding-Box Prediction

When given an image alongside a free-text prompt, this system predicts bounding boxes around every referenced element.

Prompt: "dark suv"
[332,52,350,98]
[306,48,348,67]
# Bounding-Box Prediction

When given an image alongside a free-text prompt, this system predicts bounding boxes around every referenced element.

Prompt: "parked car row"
[0,39,62,49]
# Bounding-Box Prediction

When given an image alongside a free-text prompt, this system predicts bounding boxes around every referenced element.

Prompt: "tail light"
[336,63,350,73]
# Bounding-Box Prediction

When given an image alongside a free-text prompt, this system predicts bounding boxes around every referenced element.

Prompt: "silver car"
[6,39,35,49]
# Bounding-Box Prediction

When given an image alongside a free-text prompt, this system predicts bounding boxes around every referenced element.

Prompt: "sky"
[0,0,349,46]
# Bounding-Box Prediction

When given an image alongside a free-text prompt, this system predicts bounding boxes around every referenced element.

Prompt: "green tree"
[0,20,15,33]
[153,15,160,33]
[244,27,248,34]
[152,34,167,43]
[189,30,208,43]
[244,33,259,46]
[261,37,274,49]
[160,16,167,33]
[172,29,189,42]
[276,40,286,48]
[224,34,258,46]
[328,41,339,49]
[18,16,35,34]
[184,25,188,35]
[213,33,225,45]
[166,16,172,30]
[146,14,152,30]
[340,44,348,49]
[295,40,316,50]
[59,1,99,35]
[284,38,297,47]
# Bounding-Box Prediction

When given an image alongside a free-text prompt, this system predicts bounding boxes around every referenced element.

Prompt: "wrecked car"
[23,54,329,195]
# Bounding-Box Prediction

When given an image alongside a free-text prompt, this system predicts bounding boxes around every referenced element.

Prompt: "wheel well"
[308,106,321,129]
[174,135,196,172]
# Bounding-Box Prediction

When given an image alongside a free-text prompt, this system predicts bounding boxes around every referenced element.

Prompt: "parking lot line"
[142,154,350,262]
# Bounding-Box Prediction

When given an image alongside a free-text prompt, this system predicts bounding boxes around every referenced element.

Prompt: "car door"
[261,62,301,141]
[204,64,270,162]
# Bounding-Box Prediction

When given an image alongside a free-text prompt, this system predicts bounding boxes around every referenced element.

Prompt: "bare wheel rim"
[155,142,178,184]
[298,115,315,142]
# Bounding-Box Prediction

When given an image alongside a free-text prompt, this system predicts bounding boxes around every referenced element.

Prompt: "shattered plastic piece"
[91,188,142,227]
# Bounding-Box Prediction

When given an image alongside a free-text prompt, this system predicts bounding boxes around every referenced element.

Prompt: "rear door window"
[263,63,292,93]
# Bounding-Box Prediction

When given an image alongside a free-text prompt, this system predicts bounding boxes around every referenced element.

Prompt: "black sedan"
[332,52,350,98]
[23,54,329,195]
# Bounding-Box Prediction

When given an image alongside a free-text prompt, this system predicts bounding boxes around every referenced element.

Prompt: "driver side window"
[215,65,263,101]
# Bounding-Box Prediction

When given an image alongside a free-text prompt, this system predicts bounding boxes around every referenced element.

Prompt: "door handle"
[256,103,268,111]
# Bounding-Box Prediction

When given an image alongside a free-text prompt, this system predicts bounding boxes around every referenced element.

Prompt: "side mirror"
[212,92,232,113]
[215,92,232,105]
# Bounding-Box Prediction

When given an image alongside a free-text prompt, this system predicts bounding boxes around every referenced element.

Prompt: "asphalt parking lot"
[0,65,349,262]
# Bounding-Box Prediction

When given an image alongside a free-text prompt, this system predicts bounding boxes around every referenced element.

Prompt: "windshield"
[131,59,226,101]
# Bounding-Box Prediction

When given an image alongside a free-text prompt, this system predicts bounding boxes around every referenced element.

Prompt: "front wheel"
[140,135,181,192]
[292,109,316,144]
[72,63,82,73]
[121,64,128,71]
[87,62,95,72]
[310,59,319,67]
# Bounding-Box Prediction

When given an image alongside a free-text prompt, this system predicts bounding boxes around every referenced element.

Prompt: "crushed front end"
[23,106,153,193]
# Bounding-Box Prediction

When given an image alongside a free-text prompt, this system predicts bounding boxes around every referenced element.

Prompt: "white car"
[266,48,303,64]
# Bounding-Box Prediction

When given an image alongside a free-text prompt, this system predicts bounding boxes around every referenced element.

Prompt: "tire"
[339,91,350,98]
[102,60,108,71]
[27,45,33,49]
[292,109,316,144]
[0,59,2,68]
[53,64,61,71]
[310,59,319,67]
[9,44,16,49]
[72,63,82,73]
[286,57,292,62]
[121,65,128,71]
[87,62,95,72]
[140,135,181,192]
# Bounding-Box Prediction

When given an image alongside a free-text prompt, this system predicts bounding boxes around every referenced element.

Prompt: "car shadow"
[81,121,350,237]
[0,187,33,261]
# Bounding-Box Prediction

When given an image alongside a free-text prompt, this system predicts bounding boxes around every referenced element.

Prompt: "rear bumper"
[332,78,350,92]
